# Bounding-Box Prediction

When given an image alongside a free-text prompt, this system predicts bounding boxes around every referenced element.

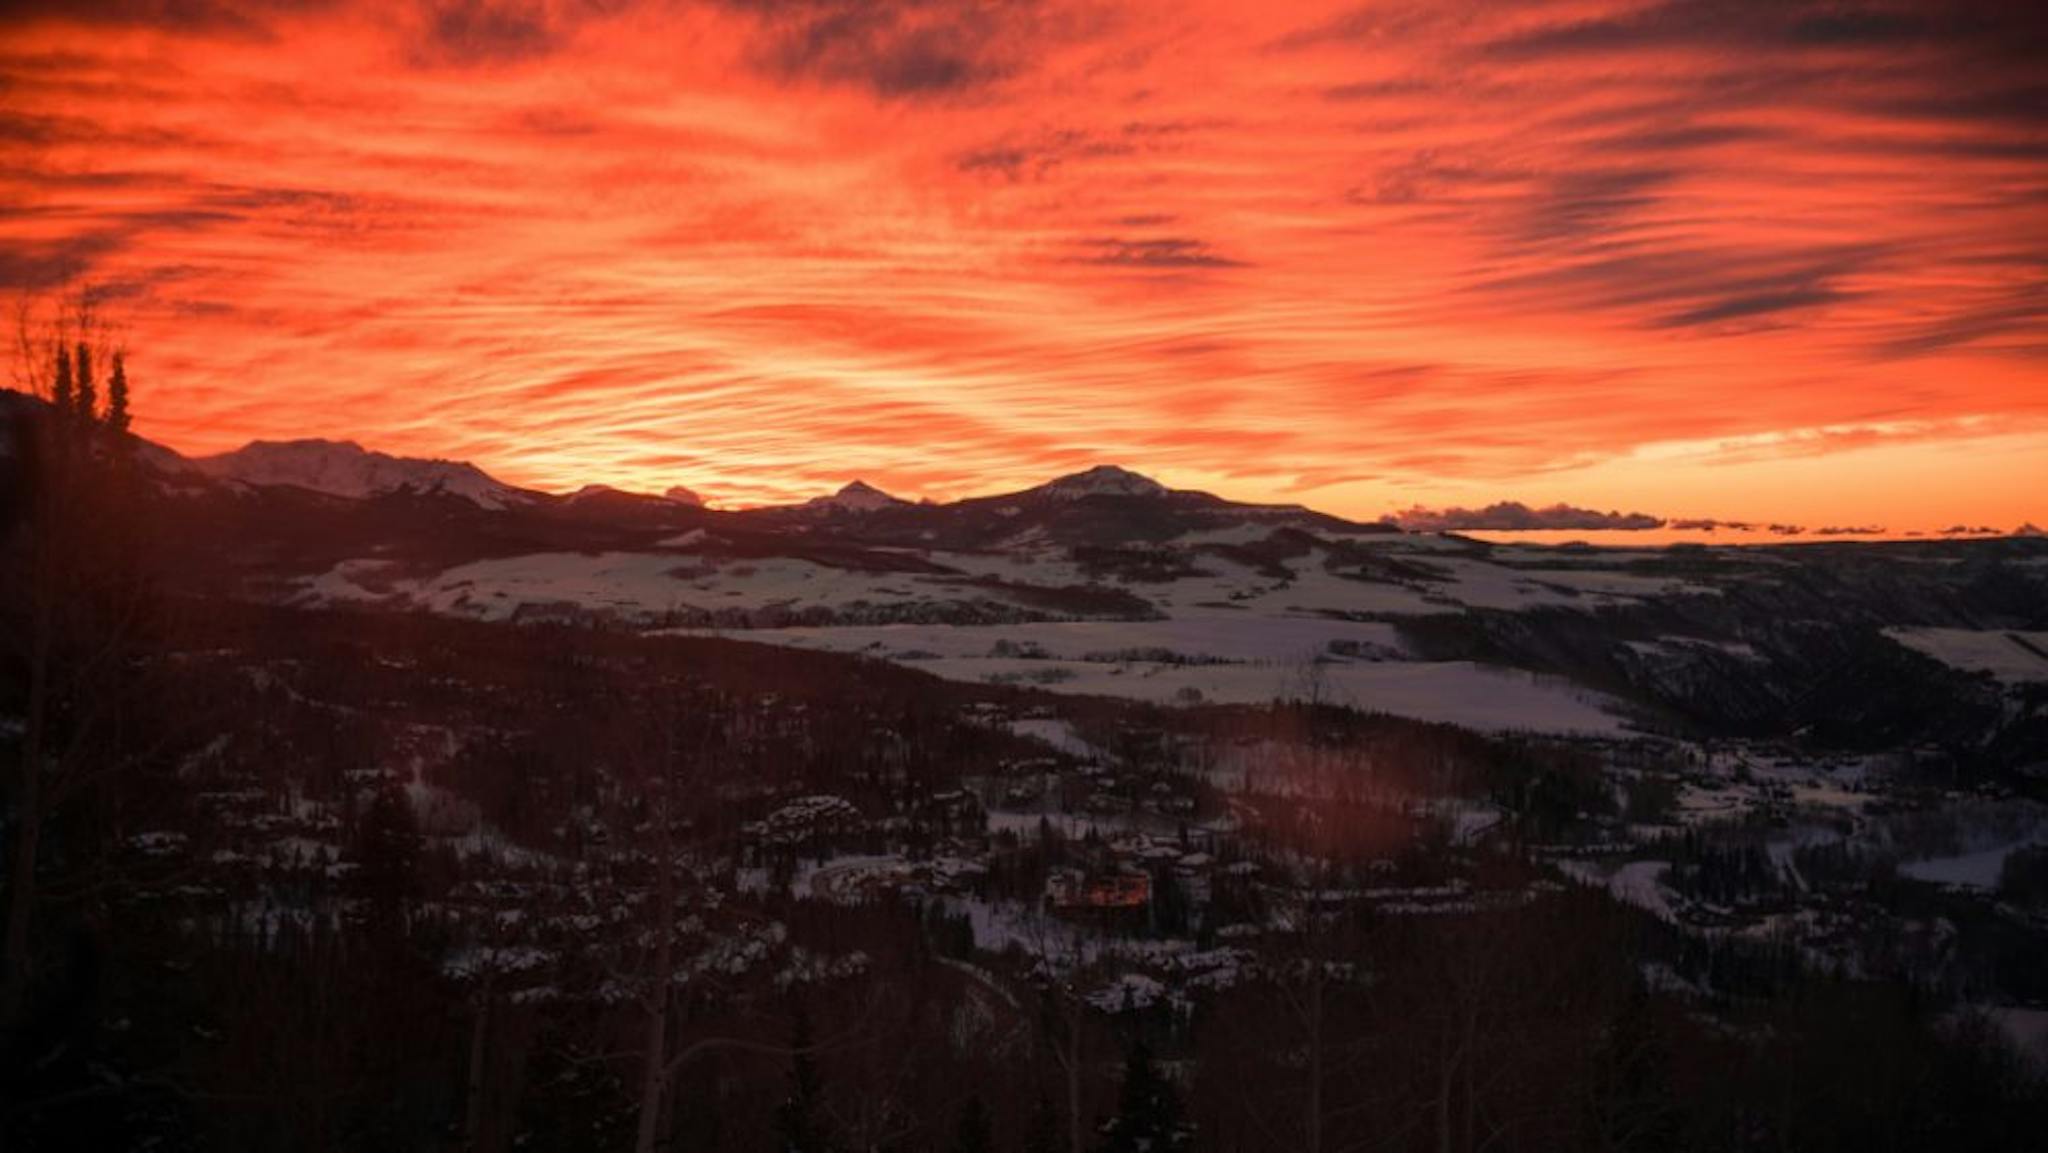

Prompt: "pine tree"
[51,344,73,421]
[105,351,130,437]
[3,316,151,1028]
[354,782,422,933]
[73,341,95,422]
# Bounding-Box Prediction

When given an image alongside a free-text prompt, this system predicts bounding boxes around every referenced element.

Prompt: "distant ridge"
[804,479,907,514]
[195,438,532,511]
[10,394,2031,541]
[1030,464,1169,500]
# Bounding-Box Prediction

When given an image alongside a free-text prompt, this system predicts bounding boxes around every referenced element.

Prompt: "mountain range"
[182,432,1291,527]
[5,389,2045,769]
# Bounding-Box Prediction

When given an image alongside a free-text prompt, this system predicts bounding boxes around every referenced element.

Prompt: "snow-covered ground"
[919,656,1627,734]
[1988,1007,2048,1068]
[282,532,1752,737]
[299,550,1033,622]
[1008,718,1110,761]
[689,612,1407,666]
[1557,858,1679,923]
[1149,546,1445,616]
[1425,556,1713,611]
[1624,636,1765,663]
[303,555,1623,732]
[1886,628,2048,683]
[1899,838,2042,890]
[294,524,1727,629]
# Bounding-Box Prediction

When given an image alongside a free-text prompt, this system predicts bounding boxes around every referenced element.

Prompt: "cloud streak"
[0,1,2039,528]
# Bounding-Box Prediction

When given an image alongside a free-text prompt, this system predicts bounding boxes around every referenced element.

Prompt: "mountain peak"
[248,436,368,455]
[197,438,528,510]
[1037,464,1168,499]
[805,479,905,514]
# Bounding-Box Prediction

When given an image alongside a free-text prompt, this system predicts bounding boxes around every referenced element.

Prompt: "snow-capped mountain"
[1031,465,1169,500]
[804,480,907,514]
[195,439,534,510]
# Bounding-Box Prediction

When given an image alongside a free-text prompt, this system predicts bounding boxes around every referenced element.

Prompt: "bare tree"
[610,688,710,1153]
[1244,850,1380,1153]
[614,682,865,1153]
[1025,903,1099,1153]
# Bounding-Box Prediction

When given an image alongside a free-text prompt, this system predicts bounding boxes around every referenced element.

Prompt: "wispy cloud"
[1076,235,1247,269]
[0,0,2039,528]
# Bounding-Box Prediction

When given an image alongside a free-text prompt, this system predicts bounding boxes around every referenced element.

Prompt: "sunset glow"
[4,0,2043,531]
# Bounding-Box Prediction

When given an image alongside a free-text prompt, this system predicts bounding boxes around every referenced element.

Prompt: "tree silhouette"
[1096,1039,1187,1153]
[105,351,130,437]
[3,298,147,1026]
[354,781,422,931]
[72,341,95,426]
[50,345,73,422]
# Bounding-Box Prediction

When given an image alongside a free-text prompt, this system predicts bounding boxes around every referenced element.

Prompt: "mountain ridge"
[2,391,2037,543]
[195,437,531,511]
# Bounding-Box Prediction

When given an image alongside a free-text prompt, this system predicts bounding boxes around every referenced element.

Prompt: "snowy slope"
[804,480,907,514]
[1886,628,2048,683]
[197,439,533,510]
[1031,465,1169,500]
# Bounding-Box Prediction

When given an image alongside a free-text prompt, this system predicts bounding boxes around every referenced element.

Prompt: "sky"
[2,0,2044,536]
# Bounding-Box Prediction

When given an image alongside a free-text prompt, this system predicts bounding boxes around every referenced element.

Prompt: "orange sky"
[3,1,2043,534]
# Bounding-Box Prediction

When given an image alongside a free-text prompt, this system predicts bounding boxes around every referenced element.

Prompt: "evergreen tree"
[354,782,422,930]
[51,344,73,421]
[3,312,160,1066]
[73,341,95,422]
[951,1095,993,1153]
[105,351,130,437]
[1096,1039,1187,1153]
